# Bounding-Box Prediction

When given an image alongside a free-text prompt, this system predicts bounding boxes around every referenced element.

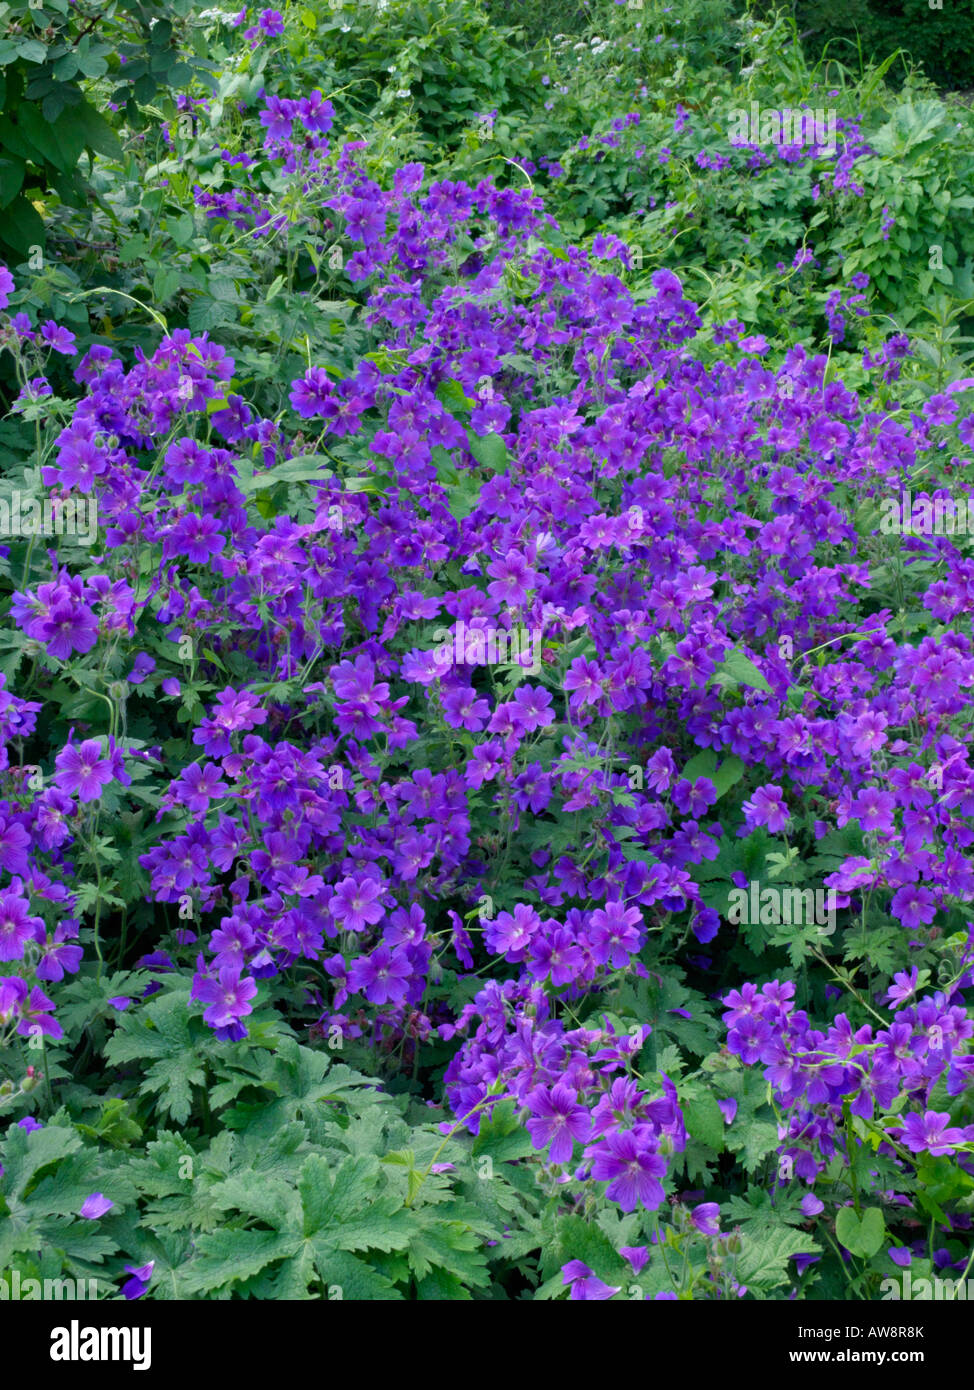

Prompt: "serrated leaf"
[180,1228,298,1293]
[736,1224,821,1289]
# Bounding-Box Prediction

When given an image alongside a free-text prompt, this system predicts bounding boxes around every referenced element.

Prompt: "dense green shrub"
[765,0,974,88]
[0,0,212,259]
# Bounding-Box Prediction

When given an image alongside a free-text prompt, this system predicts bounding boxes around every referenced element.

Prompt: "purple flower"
[0,891,42,963]
[885,967,920,1007]
[690,1201,720,1235]
[588,901,643,969]
[894,1111,967,1157]
[40,321,76,355]
[589,1130,667,1212]
[561,1260,620,1300]
[525,1083,591,1165]
[79,1193,114,1219]
[191,965,258,1031]
[347,943,411,1005]
[742,784,790,833]
[127,653,156,685]
[328,875,386,932]
[257,7,284,35]
[55,739,115,802]
[121,1262,154,1300]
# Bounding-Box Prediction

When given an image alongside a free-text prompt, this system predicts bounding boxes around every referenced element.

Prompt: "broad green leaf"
[682,1091,725,1153]
[435,378,474,415]
[712,648,773,694]
[712,754,746,799]
[239,454,333,494]
[836,1205,886,1259]
[467,430,509,472]
[682,749,718,782]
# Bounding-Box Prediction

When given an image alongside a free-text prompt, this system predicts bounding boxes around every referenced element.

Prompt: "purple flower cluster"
[722,965,974,1181]
[443,979,683,1211]
[5,80,974,1224]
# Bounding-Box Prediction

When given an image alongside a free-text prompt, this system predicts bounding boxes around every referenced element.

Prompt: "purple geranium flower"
[79,1193,114,1220]
[525,1083,591,1165]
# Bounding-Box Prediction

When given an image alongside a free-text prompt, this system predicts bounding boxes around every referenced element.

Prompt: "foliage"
[0,0,974,1305]
[0,0,212,260]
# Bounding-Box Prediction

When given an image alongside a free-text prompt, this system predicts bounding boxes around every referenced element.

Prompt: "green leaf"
[0,1122,82,1199]
[471,1100,535,1163]
[72,98,123,158]
[1,192,42,254]
[153,266,182,303]
[180,1228,298,1293]
[0,156,24,210]
[15,40,48,64]
[682,1091,725,1153]
[736,1224,820,1290]
[188,297,231,333]
[239,454,333,494]
[712,648,772,694]
[836,1206,886,1259]
[467,430,509,472]
[168,213,196,248]
[712,754,746,799]
[17,104,70,169]
[298,1153,332,1238]
[435,377,474,414]
[543,1213,627,1289]
[208,274,242,303]
[311,1246,402,1299]
[682,749,717,782]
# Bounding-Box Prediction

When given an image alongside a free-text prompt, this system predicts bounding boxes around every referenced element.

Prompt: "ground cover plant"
[1,0,974,1304]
